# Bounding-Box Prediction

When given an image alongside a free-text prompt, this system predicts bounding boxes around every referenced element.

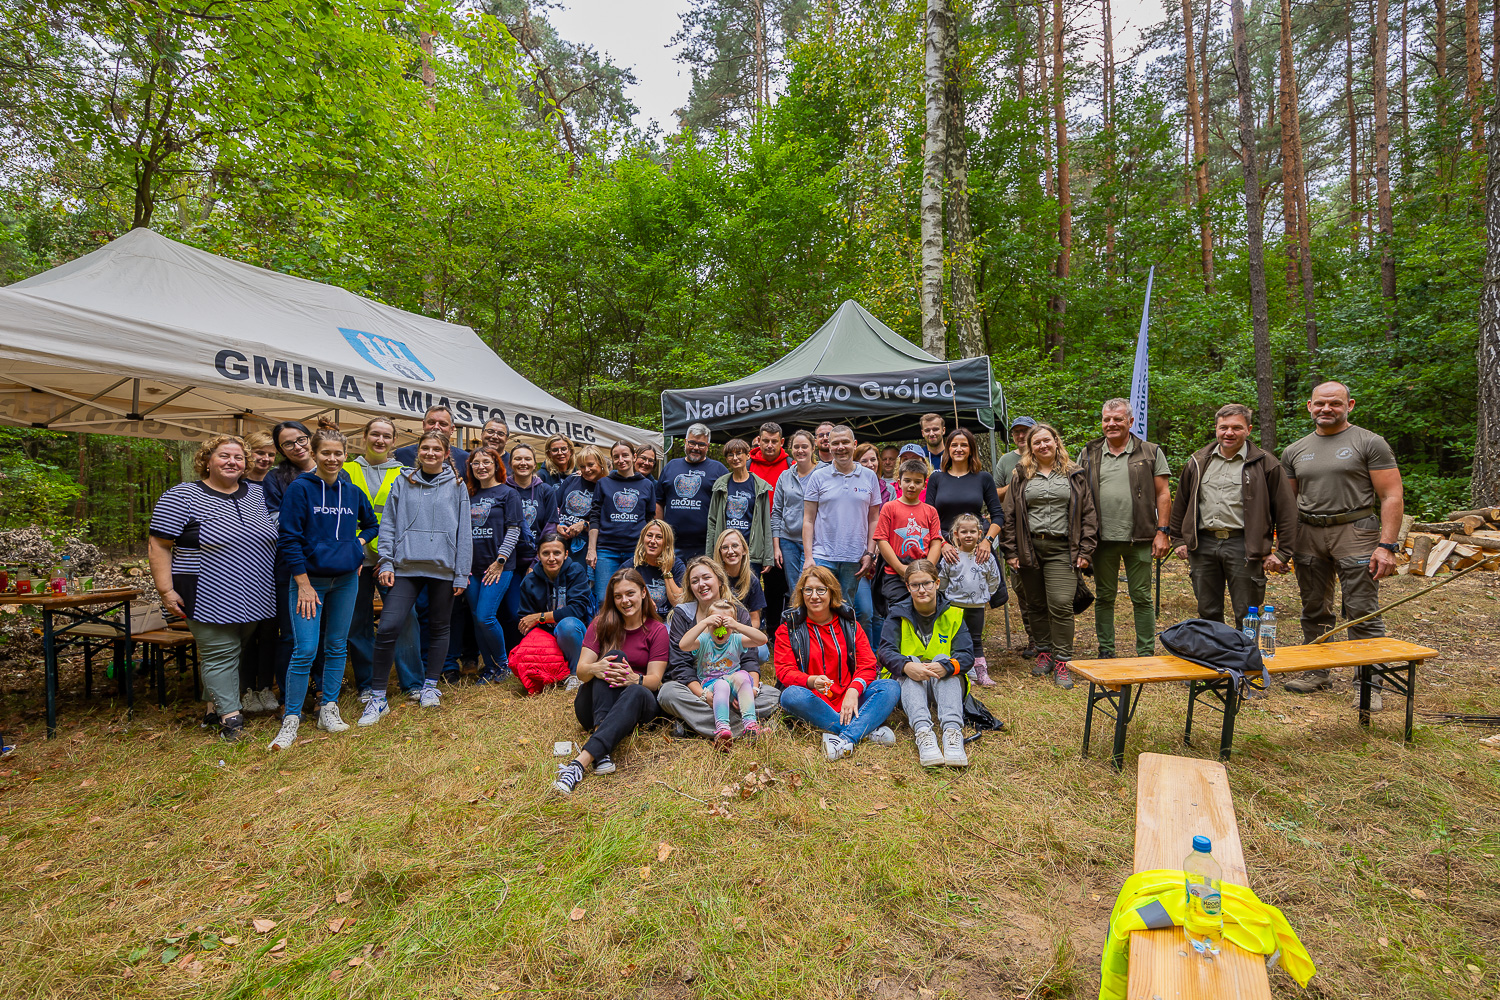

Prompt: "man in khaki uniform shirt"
[1280,382,1404,708]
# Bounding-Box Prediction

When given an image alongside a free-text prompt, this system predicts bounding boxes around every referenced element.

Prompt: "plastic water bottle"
[1242,606,1260,646]
[1183,835,1223,958]
[1258,606,1277,658]
[61,555,77,594]
[49,562,66,595]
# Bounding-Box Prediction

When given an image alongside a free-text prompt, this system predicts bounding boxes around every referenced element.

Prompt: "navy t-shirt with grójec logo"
[591,471,654,553]
[657,457,728,554]
[723,477,756,538]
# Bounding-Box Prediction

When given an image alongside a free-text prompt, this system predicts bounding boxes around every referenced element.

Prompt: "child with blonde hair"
[938,512,1004,685]
[677,598,767,749]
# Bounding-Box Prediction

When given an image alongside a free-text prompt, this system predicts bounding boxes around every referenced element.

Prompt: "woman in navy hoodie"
[464,446,523,684]
[587,441,654,610]
[518,532,594,685]
[271,420,377,751]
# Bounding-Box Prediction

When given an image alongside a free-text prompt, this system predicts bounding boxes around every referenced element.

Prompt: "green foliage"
[0,430,83,531]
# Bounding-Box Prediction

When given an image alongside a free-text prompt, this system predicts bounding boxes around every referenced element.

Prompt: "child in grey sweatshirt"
[938,513,1004,686]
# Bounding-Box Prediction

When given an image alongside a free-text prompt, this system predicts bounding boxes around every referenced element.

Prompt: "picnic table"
[1071,637,1439,770]
[4,588,140,738]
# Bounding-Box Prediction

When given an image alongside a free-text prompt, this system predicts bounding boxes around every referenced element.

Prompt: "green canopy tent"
[660,300,1006,463]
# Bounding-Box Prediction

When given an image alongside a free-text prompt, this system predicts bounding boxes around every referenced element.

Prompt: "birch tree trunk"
[1232,0,1275,450]
[1049,0,1070,363]
[920,0,949,357]
[1183,0,1214,291]
[1375,0,1396,334]
[1476,98,1500,503]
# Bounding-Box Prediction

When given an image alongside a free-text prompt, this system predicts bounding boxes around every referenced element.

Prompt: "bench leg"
[1218,682,1240,760]
[1111,684,1132,771]
[1404,660,1416,743]
[156,646,167,709]
[1358,664,1372,728]
[1082,682,1097,758]
[119,639,133,718]
[84,644,94,699]
[43,609,58,739]
[1184,680,1197,745]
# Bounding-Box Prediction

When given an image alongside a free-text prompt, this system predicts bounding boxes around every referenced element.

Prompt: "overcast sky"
[545,0,1172,132]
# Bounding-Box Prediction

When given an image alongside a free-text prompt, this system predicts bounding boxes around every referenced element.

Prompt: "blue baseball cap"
[1009,416,1036,430]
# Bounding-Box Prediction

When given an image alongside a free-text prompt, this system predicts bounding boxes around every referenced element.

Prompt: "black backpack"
[1157,618,1269,696]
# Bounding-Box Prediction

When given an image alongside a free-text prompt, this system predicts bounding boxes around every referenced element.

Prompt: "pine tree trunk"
[1232,0,1277,450]
[920,0,949,357]
[1436,0,1449,172]
[1278,0,1299,302]
[1037,4,1054,199]
[1401,0,1411,176]
[1049,0,1070,363]
[1347,6,1360,234]
[947,18,981,357]
[1375,0,1396,333]
[1476,98,1500,503]
[1465,0,1482,148]
[1183,0,1214,291]
[1279,0,1317,367]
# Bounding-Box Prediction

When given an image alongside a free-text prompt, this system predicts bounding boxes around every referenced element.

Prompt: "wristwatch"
[1156,526,1170,535]
[1376,542,1398,553]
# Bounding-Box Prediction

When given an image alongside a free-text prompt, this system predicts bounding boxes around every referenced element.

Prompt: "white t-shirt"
[804,463,880,562]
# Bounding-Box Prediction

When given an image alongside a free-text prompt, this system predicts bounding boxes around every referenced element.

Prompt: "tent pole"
[128,379,141,420]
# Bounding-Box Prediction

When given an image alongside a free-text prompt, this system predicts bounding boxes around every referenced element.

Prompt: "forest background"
[0,0,1493,549]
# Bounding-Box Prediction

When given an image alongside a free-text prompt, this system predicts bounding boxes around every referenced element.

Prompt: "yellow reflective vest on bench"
[1099,869,1316,1000]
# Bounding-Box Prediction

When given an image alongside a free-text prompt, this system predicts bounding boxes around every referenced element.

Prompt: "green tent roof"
[716,300,939,385]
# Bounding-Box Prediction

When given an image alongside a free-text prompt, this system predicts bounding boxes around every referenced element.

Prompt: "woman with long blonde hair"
[624,519,684,618]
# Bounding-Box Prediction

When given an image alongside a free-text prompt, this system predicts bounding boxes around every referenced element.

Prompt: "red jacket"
[773,607,878,710]
[749,449,792,503]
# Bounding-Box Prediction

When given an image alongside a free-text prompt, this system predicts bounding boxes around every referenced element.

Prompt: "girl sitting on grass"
[677,598,767,750]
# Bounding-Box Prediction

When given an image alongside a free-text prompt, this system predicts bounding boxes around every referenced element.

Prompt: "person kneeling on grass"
[270,421,378,750]
[517,532,593,689]
[772,564,899,762]
[877,559,973,768]
[552,569,669,796]
[678,598,767,750]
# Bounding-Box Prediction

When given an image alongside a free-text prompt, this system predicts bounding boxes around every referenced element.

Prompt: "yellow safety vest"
[1099,869,1316,1000]
[344,461,401,555]
[886,605,967,679]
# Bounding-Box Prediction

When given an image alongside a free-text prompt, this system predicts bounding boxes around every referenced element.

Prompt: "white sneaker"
[317,702,349,733]
[267,715,300,751]
[239,690,262,713]
[941,727,969,767]
[564,675,581,692]
[357,689,374,705]
[822,732,853,762]
[418,683,442,708]
[407,687,422,702]
[867,726,896,747]
[358,696,389,727]
[915,728,943,767]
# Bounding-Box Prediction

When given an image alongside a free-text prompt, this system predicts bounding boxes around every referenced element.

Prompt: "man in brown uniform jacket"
[1280,382,1404,709]
[1169,403,1297,629]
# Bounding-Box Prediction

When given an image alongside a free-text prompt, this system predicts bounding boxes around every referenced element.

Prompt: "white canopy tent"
[0,228,658,449]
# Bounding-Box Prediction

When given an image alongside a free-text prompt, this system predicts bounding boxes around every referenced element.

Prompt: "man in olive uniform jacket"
[1280,382,1404,709]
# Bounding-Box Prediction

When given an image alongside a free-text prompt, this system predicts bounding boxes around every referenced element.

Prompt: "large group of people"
[146,380,1405,792]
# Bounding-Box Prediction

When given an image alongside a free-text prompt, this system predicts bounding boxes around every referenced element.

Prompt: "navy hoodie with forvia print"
[277,471,378,578]
[589,470,653,552]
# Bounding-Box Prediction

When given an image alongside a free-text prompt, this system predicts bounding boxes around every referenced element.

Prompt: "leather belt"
[1298,507,1374,527]
[1204,528,1244,539]
[1032,532,1068,541]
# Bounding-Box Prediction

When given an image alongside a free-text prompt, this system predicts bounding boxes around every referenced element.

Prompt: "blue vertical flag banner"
[1129,266,1155,440]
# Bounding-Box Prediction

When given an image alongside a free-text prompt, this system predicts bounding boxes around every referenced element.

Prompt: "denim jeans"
[348,571,423,693]
[593,547,632,609]
[467,569,514,673]
[779,540,805,593]
[284,573,359,717]
[551,617,588,673]
[500,558,529,654]
[778,679,900,745]
[814,559,870,630]
[857,575,881,651]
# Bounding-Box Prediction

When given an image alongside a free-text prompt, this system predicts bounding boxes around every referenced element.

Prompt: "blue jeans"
[815,559,870,630]
[284,573,359,717]
[856,575,880,649]
[780,540,805,592]
[593,547,631,608]
[551,617,588,673]
[501,559,528,653]
[349,572,423,693]
[467,570,514,673]
[778,679,900,745]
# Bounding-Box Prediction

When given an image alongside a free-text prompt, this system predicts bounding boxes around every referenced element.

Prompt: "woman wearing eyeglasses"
[772,564,899,762]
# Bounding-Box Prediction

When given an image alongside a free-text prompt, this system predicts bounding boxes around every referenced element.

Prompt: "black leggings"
[574,677,658,761]
[240,618,278,691]
[960,606,987,658]
[374,576,454,690]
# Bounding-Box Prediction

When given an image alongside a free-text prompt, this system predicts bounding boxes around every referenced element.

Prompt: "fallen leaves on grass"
[1409,887,1429,900]
[656,842,675,862]
[732,916,747,930]
[639,865,651,880]
[334,889,353,904]
[569,906,586,922]
[818,797,829,810]
[830,935,851,958]
[268,938,286,954]
[327,917,351,934]
[251,918,277,934]
[348,956,364,967]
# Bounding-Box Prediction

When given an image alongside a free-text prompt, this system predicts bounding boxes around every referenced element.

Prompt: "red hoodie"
[774,613,878,710]
[748,448,792,503]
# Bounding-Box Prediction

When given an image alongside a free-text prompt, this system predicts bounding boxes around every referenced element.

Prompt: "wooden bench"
[1070,637,1439,769]
[1129,752,1272,998]
[30,623,200,710]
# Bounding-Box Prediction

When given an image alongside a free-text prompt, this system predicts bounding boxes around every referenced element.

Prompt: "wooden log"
[1412,521,1466,534]
[1470,529,1500,540]
[1449,534,1500,550]
[1445,507,1500,522]
[1410,535,1435,572]
[1425,539,1459,577]
[1395,513,1415,548]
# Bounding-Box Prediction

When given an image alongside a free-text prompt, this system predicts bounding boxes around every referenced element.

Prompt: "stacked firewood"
[1396,507,1500,576]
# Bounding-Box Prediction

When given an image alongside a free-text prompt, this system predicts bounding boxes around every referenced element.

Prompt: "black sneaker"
[592,754,616,775]
[201,708,220,729]
[551,760,586,797]
[218,713,250,743]
[1021,642,1039,660]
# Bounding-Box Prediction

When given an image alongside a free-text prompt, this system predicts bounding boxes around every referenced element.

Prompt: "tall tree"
[1478,99,1500,503]
[1436,0,1449,168]
[1347,4,1360,234]
[920,0,950,356]
[1037,4,1054,198]
[947,17,982,357]
[673,0,807,134]
[1375,0,1396,333]
[1183,0,1214,291]
[1049,0,1070,362]
[1465,0,1483,148]
[1232,0,1276,448]
[1278,0,1317,366]
[1103,0,1117,273]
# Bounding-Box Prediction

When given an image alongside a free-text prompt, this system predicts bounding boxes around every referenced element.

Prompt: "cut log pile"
[1395,507,1500,576]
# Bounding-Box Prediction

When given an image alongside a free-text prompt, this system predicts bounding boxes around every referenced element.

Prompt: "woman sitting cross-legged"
[876,559,973,768]
[772,564,900,762]
[551,568,669,796]
[659,558,782,740]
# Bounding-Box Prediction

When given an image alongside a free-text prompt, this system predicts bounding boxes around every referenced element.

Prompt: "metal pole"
[1311,559,1489,642]
[1154,556,1165,616]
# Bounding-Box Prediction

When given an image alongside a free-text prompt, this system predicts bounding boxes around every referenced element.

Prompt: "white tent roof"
[0,228,658,448]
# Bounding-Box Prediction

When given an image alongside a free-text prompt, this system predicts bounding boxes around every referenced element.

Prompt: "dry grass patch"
[1,564,1498,998]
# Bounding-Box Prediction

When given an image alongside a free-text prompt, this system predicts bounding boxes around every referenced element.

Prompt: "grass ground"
[1,562,1498,999]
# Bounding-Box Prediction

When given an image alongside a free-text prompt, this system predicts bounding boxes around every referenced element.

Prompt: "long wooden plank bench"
[1070,638,1439,769]
[1129,752,1272,998]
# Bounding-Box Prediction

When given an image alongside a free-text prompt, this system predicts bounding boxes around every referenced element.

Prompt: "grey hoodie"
[376,464,473,585]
